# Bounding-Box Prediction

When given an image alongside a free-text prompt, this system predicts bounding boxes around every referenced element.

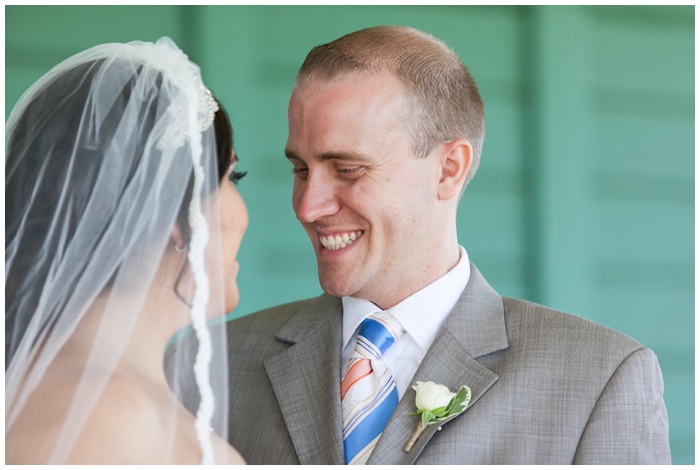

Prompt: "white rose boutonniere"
[403,381,471,452]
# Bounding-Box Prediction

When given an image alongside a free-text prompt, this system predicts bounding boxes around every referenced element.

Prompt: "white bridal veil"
[6,38,234,463]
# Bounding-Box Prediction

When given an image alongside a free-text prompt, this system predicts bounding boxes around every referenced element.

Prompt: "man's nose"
[293,174,341,224]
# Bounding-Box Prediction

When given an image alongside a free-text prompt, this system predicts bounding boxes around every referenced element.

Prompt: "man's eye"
[338,167,363,180]
[292,167,309,179]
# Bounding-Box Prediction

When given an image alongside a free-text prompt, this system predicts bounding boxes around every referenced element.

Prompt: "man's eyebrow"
[284,150,371,163]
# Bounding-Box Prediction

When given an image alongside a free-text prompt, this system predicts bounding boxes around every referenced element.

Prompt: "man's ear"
[438,138,472,201]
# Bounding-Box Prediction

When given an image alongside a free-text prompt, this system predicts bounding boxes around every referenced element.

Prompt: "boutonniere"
[403,381,471,452]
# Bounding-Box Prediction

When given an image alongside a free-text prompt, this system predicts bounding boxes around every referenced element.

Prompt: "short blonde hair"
[296,25,485,186]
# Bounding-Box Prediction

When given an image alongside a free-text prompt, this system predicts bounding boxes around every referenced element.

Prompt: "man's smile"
[319,230,364,251]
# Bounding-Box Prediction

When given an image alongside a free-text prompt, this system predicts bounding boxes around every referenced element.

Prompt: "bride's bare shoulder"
[69,375,179,463]
[68,370,208,464]
[7,368,201,464]
[78,375,246,464]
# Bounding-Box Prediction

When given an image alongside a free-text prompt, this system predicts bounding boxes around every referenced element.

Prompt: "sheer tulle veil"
[6,38,234,463]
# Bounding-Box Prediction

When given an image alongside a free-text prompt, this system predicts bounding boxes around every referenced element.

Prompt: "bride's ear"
[171,225,186,253]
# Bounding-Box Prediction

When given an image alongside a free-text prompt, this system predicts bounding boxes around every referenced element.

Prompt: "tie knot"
[355,311,404,360]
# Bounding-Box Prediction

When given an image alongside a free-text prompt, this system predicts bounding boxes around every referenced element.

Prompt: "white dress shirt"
[341,246,471,400]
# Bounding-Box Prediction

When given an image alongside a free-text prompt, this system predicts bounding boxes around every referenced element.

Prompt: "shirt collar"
[342,246,471,351]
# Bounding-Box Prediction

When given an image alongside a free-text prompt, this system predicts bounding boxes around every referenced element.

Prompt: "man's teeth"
[319,231,364,250]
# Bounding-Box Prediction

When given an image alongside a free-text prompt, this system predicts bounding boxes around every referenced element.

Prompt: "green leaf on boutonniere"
[437,385,471,423]
[421,410,435,427]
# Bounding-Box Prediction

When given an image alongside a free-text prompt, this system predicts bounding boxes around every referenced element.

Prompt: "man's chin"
[318,275,357,299]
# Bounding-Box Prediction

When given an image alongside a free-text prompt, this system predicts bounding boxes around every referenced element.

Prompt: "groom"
[174,25,671,464]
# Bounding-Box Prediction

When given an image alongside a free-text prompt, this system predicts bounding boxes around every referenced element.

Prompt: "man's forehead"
[295,68,405,97]
[286,70,413,161]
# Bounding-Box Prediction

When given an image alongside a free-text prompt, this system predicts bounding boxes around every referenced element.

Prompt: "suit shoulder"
[226,294,332,335]
[501,297,645,359]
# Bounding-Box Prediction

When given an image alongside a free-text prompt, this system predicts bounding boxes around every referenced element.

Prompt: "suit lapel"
[368,263,508,464]
[263,295,345,464]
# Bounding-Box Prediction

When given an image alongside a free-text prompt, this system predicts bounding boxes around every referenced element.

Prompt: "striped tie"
[341,311,404,465]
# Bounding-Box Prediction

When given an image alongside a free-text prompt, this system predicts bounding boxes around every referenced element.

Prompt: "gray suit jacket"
[172,263,671,464]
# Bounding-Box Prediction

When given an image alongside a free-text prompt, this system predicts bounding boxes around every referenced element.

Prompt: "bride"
[6,38,246,464]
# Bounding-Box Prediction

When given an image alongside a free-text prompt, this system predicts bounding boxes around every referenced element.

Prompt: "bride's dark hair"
[5,58,234,364]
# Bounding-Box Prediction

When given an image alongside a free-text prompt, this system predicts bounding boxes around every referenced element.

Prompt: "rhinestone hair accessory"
[199,87,219,131]
[157,80,219,151]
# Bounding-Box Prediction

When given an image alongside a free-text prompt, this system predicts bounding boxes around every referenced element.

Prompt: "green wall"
[6,5,694,464]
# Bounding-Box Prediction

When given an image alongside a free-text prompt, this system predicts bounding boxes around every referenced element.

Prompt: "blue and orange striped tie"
[341,311,404,465]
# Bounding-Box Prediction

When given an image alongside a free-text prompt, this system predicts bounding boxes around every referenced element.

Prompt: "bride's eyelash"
[229,170,247,185]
